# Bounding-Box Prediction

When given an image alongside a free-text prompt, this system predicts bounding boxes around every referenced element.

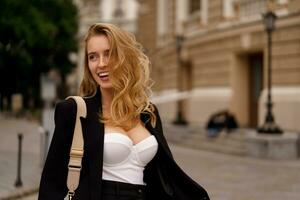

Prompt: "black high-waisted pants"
[101,180,146,200]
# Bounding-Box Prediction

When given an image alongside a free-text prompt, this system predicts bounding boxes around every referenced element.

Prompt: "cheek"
[88,62,92,71]
[88,61,96,72]
[88,63,97,79]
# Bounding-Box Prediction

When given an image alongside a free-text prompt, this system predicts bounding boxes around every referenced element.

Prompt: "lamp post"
[257,11,283,134]
[173,35,188,125]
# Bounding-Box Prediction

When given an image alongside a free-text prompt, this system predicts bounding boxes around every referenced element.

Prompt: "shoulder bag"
[64,96,87,200]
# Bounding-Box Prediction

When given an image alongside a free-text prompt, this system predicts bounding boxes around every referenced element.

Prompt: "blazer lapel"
[141,112,173,159]
[141,112,175,197]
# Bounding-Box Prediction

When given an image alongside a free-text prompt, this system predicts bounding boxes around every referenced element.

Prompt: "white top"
[102,132,158,185]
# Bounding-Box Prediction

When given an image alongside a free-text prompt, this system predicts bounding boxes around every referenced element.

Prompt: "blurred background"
[1,0,300,200]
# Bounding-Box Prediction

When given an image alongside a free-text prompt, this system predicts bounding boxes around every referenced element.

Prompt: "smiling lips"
[98,72,109,81]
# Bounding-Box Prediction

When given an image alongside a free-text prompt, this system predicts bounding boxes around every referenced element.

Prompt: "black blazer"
[38,89,210,200]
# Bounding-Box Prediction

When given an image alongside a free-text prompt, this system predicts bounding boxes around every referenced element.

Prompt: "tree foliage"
[0,0,78,108]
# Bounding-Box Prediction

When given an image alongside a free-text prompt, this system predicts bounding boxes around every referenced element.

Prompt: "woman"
[38,23,210,200]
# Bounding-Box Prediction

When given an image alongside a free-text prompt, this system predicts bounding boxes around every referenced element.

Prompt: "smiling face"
[87,34,112,91]
[79,23,156,131]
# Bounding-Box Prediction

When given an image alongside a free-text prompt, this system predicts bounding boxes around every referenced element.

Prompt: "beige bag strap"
[65,96,87,200]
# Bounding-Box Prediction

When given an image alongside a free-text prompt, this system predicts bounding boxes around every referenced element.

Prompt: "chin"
[94,79,111,89]
[99,84,113,90]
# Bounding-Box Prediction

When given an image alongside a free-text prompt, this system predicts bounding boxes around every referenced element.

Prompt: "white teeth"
[98,72,109,77]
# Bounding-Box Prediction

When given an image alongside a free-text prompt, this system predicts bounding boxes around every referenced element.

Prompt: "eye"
[88,54,98,62]
[104,50,110,57]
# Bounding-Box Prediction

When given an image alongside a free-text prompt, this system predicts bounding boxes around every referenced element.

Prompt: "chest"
[103,120,157,166]
[105,121,151,145]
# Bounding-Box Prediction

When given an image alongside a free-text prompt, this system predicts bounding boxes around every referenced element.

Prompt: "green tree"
[0,0,78,109]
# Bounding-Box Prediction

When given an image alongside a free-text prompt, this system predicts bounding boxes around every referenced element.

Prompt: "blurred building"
[67,0,138,94]
[136,0,300,131]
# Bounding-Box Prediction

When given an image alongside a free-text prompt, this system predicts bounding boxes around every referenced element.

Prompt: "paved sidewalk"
[16,193,38,200]
[17,143,300,200]
[2,117,300,200]
[0,116,41,200]
[170,144,300,200]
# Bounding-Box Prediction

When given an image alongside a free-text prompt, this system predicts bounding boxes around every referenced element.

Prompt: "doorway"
[248,53,263,127]
[232,52,263,127]
[175,61,192,124]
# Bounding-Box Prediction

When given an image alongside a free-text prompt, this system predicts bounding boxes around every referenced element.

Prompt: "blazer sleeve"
[151,104,210,200]
[38,99,76,200]
[169,160,210,200]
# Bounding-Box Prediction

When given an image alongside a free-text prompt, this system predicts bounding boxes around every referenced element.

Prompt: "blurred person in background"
[38,23,210,200]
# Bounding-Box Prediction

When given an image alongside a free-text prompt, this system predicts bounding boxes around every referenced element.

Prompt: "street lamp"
[173,35,188,125]
[257,11,283,134]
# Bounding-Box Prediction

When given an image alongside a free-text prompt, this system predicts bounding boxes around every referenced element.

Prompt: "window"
[157,0,168,36]
[189,0,201,15]
[240,0,267,19]
[277,0,288,4]
[177,0,208,32]
[223,0,236,19]
[157,0,170,46]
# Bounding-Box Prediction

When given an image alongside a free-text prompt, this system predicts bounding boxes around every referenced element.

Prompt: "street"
[170,144,300,200]
[0,116,41,200]
[17,144,300,200]
[1,117,300,200]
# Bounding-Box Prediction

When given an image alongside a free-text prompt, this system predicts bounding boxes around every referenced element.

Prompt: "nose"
[98,55,107,68]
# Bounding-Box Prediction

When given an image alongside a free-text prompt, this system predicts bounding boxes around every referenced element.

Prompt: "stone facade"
[137,0,300,131]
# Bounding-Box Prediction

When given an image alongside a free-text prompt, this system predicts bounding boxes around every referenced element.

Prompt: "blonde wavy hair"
[79,23,156,130]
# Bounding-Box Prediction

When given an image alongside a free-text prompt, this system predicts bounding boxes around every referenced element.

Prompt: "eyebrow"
[87,49,110,56]
[87,52,97,56]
